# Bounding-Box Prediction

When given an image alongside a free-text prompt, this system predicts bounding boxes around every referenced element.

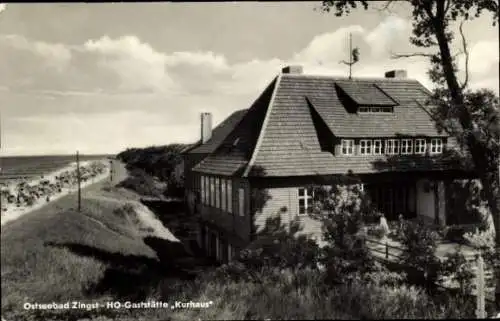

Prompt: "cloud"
[0,34,72,70]
[2,14,499,155]
[0,3,6,14]
[83,35,176,92]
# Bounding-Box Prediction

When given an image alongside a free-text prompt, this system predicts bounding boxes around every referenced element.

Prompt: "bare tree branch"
[375,0,396,13]
[390,51,434,59]
[443,0,452,16]
[459,20,470,90]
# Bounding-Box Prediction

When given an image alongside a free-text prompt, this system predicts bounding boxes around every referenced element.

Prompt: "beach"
[1,160,110,227]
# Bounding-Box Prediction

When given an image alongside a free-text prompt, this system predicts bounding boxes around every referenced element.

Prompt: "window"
[385,139,400,155]
[221,179,227,212]
[200,176,204,204]
[373,140,382,155]
[238,188,245,217]
[210,177,215,207]
[359,140,372,155]
[415,138,426,154]
[358,106,393,113]
[215,178,220,208]
[341,139,354,155]
[227,180,232,213]
[401,139,413,155]
[430,138,443,154]
[298,187,314,215]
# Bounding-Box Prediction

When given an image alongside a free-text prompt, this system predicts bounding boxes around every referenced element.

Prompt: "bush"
[399,219,441,290]
[440,250,475,295]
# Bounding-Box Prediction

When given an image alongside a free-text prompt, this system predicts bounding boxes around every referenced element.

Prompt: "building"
[182,65,475,263]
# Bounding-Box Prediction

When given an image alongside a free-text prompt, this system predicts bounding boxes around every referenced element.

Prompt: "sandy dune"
[1,161,110,227]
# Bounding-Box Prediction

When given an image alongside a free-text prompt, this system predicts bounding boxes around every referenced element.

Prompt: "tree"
[311,183,377,285]
[320,0,500,307]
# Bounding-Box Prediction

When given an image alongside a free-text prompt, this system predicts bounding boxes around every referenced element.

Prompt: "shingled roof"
[183,109,247,154]
[193,71,459,178]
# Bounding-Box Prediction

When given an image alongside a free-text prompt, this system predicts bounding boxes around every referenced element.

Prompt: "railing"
[365,236,496,305]
[365,238,404,261]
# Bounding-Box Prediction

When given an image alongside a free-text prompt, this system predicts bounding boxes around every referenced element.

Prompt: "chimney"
[282,65,303,74]
[385,70,407,79]
[200,112,212,144]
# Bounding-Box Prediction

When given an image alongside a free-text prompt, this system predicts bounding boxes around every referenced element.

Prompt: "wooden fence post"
[385,241,389,260]
[476,255,486,319]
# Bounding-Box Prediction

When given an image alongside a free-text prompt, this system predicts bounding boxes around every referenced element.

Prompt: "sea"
[0,154,114,182]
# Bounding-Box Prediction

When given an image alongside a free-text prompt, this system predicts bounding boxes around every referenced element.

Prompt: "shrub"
[311,183,377,285]
[399,219,441,290]
[440,250,475,295]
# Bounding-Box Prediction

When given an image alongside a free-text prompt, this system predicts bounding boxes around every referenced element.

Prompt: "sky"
[0,2,498,156]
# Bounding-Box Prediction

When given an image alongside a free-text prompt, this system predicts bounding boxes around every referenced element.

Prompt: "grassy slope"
[1,162,160,320]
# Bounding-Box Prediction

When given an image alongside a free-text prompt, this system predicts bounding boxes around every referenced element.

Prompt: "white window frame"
[415,138,426,155]
[430,138,443,154]
[238,188,245,217]
[401,139,413,155]
[221,179,227,212]
[373,139,382,155]
[341,139,354,155]
[385,139,400,155]
[359,139,372,155]
[298,187,314,215]
[227,180,232,213]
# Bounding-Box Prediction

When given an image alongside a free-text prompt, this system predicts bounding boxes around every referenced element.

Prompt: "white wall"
[416,179,435,224]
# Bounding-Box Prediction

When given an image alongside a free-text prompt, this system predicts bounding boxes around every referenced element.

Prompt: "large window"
[385,139,400,155]
[238,188,245,217]
[401,139,413,155]
[373,139,382,155]
[415,138,426,154]
[430,138,443,154]
[215,178,220,208]
[298,187,314,215]
[227,180,232,213]
[221,179,227,212]
[210,177,215,207]
[359,140,372,155]
[341,139,354,155]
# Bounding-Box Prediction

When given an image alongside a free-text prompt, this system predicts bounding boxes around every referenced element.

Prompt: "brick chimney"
[282,65,303,74]
[200,112,212,144]
[385,70,407,79]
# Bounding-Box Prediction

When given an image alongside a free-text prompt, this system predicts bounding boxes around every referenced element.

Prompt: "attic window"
[358,106,393,113]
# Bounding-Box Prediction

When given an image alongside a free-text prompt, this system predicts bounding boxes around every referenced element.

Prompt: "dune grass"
[1,162,163,321]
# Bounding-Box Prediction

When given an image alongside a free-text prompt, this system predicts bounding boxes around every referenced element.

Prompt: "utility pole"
[76,151,81,212]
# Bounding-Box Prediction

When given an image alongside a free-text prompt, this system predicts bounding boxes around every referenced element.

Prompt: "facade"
[182,66,476,263]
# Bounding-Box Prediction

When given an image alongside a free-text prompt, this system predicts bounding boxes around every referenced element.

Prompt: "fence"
[365,237,495,318]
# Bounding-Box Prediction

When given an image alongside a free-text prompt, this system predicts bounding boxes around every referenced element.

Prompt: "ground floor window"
[365,183,416,221]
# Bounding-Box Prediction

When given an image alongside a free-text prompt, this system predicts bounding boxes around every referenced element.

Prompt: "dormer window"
[385,139,400,155]
[358,106,393,113]
[341,139,354,155]
[401,139,413,155]
[415,139,426,154]
[430,138,443,154]
[359,140,372,155]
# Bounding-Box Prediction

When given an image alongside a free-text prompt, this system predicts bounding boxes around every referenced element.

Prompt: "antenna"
[339,33,360,79]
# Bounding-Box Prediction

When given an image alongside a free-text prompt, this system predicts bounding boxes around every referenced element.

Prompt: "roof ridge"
[281,73,421,83]
[242,74,282,177]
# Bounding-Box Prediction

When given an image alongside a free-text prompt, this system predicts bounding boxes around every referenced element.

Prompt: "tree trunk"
[432,17,500,309]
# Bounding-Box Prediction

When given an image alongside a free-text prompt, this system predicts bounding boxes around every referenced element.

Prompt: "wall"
[199,176,252,247]
[437,181,446,226]
[416,178,436,224]
[253,185,323,239]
